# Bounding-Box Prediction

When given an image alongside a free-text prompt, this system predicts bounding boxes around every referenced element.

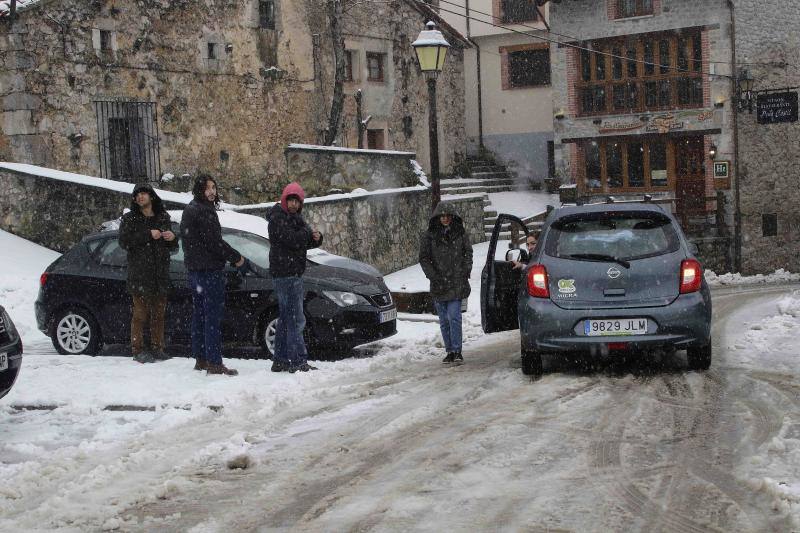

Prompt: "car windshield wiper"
[566,253,630,269]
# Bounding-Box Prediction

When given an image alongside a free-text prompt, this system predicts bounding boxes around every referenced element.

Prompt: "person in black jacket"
[119,184,178,363]
[420,202,473,365]
[179,175,244,376]
[266,182,323,373]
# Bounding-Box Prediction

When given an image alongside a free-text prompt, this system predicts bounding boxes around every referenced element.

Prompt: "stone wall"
[236,191,486,274]
[0,167,485,274]
[284,145,419,196]
[732,0,800,274]
[0,167,187,253]
[0,0,467,204]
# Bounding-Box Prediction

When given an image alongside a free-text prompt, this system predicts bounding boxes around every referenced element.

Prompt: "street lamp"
[737,68,755,113]
[412,21,450,209]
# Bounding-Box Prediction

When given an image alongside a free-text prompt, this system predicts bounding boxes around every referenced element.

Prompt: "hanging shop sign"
[757,91,798,124]
[596,110,717,135]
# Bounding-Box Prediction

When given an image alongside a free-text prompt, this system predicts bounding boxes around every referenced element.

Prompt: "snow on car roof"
[167,209,269,239]
[165,209,337,262]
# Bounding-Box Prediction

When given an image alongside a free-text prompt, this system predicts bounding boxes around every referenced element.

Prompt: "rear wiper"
[566,253,630,269]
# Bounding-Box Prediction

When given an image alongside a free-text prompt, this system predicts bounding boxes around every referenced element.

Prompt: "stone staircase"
[441,156,517,239]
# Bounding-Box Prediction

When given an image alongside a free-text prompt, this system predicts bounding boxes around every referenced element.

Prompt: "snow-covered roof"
[0,0,43,17]
[0,163,198,207]
[287,143,415,157]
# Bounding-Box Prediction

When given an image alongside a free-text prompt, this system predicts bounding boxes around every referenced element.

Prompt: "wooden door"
[674,136,706,229]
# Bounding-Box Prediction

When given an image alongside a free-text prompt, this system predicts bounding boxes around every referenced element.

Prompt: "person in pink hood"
[265,182,323,372]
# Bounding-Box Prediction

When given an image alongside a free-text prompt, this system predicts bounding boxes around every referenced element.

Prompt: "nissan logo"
[607,267,621,279]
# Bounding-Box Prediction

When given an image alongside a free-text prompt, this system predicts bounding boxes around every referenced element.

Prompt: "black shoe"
[206,363,238,376]
[442,352,455,364]
[134,351,156,364]
[271,360,290,373]
[453,352,463,364]
[152,350,171,361]
[291,363,318,372]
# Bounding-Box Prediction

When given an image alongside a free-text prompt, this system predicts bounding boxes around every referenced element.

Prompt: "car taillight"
[527,264,549,298]
[679,259,703,294]
[40,272,48,287]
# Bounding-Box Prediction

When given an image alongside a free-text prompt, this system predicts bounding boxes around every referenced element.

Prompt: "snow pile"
[705,268,800,287]
[726,290,800,375]
[0,230,60,341]
[487,190,559,219]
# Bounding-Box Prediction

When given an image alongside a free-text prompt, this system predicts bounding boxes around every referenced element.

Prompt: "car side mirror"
[506,249,522,263]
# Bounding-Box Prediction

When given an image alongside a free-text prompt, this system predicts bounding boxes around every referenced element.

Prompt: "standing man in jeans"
[180,175,245,376]
[266,182,323,373]
[420,202,473,365]
[119,184,178,363]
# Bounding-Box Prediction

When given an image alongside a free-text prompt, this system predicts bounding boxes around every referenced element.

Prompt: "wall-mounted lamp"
[714,99,725,109]
[736,68,755,113]
[708,143,717,160]
[555,109,565,120]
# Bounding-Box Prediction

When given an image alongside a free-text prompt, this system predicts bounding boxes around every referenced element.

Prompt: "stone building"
[441,0,554,186]
[0,0,468,202]
[544,0,800,273]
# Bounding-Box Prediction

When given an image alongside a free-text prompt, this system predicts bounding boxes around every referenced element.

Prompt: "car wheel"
[521,349,543,377]
[687,344,712,371]
[259,314,278,359]
[51,308,102,355]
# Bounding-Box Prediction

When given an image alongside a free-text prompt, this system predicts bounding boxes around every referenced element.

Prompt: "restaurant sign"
[757,91,798,124]
[597,110,715,135]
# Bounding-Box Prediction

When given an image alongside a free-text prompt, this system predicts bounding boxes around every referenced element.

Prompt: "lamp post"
[412,21,450,209]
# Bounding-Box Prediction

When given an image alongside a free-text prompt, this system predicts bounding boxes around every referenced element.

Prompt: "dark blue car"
[0,305,23,400]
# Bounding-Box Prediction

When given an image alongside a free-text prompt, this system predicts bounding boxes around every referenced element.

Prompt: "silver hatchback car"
[481,202,712,376]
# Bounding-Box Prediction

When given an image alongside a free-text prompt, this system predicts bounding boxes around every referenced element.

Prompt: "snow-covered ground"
[486,190,560,219]
[2,228,800,530]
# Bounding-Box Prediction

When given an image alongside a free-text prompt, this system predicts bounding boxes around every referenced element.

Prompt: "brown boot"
[207,363,238,376]
[193,359,207,371]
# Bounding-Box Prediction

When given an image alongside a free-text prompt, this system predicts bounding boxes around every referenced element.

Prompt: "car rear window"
[545,211,680,261]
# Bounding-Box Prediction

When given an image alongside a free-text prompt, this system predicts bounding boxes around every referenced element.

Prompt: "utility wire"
[425,0,736,80]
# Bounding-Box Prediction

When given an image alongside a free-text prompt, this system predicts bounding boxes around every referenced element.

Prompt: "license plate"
[584,318,647,336]
[379,308,397,323]
[0,352,7,372]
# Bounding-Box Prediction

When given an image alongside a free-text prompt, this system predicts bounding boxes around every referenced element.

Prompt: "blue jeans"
[273,276,307,366]
[188,270,226,365]
[434,299,462,353]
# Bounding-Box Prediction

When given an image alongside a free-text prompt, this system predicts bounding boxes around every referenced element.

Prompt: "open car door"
[481,214,530,333]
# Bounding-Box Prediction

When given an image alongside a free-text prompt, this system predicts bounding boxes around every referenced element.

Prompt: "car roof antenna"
[605,196,615,204]
[643,194,652,203]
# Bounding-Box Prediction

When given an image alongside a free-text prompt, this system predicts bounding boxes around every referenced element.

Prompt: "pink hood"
[280,182,306,213]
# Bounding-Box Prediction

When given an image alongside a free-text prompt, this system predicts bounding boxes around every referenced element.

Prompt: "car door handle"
[604,288,626,297]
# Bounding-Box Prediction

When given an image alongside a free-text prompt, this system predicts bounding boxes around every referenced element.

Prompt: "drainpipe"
[465,0,485,151]
[727,0,742,273]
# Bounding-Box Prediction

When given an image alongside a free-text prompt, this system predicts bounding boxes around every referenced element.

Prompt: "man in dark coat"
[419,202,473,364]
[119,184,178,363]
[180,175,244,376]
[266,182,323,373]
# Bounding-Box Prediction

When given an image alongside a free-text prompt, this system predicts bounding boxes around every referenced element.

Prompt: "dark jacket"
[419,202,473,302]
[266,182,322,278]
[118,188,178,296]
[179,199,241,272]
